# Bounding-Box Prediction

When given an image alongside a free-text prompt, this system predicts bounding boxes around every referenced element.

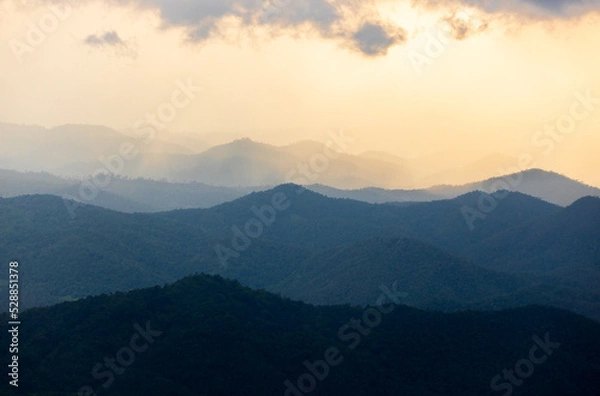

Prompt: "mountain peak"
[203,138,277,153]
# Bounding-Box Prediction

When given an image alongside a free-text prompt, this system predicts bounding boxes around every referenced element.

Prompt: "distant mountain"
[173,138,295,186]
[0,124,416,188]
[4,167,596,216]
[4,123,598,195]
[0,122,201,176]
[2,274,599,395]
[139,138,415,188]
[0,169,254,212]
[0,123,127,172]
[432,169,600,206]
[308,169,600,207]
[0,169,70,195]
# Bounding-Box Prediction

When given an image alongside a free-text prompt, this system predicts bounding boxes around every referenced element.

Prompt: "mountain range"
[1,167,598,216]
[2,185,599,322]
[2,122,600,395]
[6,122,596,193]
[309,168,600,207]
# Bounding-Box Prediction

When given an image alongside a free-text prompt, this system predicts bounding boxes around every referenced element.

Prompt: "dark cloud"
[351,23,407,56]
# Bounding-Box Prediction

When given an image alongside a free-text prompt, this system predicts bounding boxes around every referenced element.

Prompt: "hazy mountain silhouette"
[433,169,600,206]
[308,169,600,207]
[0,169,254,212]
[3,123,599,196]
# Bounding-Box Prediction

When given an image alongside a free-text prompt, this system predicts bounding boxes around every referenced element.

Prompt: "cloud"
[351,23,407,56]
[257,0,339,30]
[517,0,600,17]
[131,0,341,37]
[20,0,418,57]
[415,0,600,19]
[84,30,137,58]
[84,31,125,47]
[439,9,490,40]
[74,0,409,57]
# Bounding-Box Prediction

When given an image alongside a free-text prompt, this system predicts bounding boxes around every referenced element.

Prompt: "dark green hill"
[1,274,599,396]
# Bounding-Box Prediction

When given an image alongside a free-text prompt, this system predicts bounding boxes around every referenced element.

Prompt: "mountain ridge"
[2,273,599,396]
[2,185,598,321]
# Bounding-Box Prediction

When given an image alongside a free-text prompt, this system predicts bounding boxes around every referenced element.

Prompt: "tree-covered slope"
[2,274,599,396]
[468,196,600,275]
[0,186,598,322]
[276,237,527,309]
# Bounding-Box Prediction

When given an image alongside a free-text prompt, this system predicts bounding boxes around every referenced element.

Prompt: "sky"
[0,0,599,185]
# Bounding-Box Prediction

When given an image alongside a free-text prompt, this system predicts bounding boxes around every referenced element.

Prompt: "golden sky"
[1,0,599,185]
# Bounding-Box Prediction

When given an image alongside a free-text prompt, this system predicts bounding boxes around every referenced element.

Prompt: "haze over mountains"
[1,123,599,215]
[3,122,599,192]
